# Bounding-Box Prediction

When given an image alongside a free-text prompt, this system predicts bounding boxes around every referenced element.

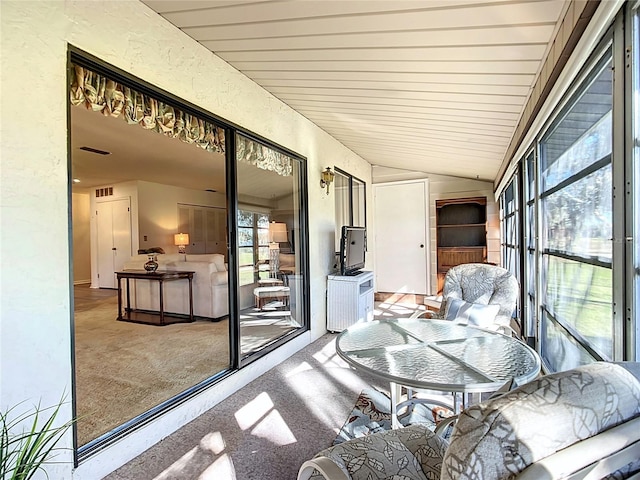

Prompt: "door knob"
[420,244,424,248]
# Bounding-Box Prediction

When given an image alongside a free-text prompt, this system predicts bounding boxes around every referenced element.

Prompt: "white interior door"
[373,180,429,294]
[111,199,132,278]
[96,198,131,288]
[96,202,114,288]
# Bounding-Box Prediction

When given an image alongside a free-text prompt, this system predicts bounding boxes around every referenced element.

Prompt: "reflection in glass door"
[70,59,231,450]
[235,134,306,357]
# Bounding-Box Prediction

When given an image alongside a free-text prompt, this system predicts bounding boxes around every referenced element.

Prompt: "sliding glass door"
[70,60,232,450]
[69,52,309,456]
[235,134,306,359]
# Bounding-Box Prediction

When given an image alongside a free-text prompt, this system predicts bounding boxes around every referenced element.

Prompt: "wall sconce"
[320,167,335,195]
[174,233,190,254]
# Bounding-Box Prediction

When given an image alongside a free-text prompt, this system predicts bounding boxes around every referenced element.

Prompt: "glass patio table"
[335,318,541,428]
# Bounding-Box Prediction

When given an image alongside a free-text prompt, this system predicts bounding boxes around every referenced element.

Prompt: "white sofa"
[122,253,229,320]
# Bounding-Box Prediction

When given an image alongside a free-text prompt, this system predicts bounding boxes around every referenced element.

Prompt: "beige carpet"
[239,308,301,355]
[74,295,231,446]
[74,291,301,446]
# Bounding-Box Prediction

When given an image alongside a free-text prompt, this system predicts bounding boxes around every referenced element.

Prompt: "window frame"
[499,171,522,335]
[627,1,640,360]
[68,47,311,461]
[496,13,638,372]
[538,45,615,367]
[237,210,270,286]
[334,167,367,250]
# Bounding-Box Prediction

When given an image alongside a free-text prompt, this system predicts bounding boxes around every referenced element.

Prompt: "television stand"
[327,270,374,332]
[343,269,363,276]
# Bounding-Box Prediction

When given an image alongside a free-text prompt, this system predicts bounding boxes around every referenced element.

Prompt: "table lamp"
[174,233,190,254]
[268,222,288,275]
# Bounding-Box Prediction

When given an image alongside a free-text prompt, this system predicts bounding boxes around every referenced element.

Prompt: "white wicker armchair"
[298,362,640,480]
[426,263,519,335]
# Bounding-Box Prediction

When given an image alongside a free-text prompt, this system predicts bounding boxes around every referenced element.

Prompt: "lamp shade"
[174,233,190,246]
[269,222,288,243]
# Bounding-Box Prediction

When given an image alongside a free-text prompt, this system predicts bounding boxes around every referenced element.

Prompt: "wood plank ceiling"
[142,0,568,181]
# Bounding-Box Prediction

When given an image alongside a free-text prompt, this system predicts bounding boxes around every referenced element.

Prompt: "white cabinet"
[327,271,374,332]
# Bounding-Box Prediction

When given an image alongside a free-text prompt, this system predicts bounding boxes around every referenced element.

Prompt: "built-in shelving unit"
[436,197,487,293]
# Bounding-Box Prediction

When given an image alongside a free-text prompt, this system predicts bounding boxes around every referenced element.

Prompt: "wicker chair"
[426,263,519,335]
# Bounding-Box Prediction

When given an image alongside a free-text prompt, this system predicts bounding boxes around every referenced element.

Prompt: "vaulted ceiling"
[142,0,568,182]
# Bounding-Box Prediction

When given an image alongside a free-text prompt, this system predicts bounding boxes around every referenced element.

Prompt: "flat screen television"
[339,226,366,275]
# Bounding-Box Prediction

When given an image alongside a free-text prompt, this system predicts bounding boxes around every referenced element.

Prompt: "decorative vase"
[144,253,159,273]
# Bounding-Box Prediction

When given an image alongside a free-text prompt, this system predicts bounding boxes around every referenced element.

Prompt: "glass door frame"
[68,47,310,461]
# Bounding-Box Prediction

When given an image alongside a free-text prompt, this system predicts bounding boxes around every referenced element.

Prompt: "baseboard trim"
[74,280,91,285]
[375,292,426,304]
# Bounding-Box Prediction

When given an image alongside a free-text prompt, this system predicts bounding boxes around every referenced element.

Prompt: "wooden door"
[373,180,429,294]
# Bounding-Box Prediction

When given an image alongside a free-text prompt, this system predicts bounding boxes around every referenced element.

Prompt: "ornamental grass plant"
[0,399,73,480]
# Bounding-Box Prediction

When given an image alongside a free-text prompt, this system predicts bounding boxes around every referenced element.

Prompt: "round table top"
[336,318,541,393]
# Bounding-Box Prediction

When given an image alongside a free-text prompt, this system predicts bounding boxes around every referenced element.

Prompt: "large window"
[499,173,521,333]
[539,50,614,371]
[238,210,269,286]
[69,59,233,453]
[524,151,537,340]
[500,177,519,279]
[334,168,366,249]
[499,8,638,372]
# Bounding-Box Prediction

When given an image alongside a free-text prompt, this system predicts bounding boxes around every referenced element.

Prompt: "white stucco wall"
[0,1,371,478]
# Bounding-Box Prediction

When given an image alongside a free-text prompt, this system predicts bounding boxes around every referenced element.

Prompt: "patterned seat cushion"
[441,362,640,480]
[308,424,448,480]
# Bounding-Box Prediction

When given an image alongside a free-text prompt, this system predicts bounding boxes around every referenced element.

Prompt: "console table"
[116,270,195,326]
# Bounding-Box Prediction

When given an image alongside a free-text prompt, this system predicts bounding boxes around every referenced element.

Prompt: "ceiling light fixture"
[73,178,81,183]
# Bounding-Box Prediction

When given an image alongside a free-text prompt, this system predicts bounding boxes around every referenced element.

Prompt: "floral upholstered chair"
[297,362,640,480]
[428,263,519,335]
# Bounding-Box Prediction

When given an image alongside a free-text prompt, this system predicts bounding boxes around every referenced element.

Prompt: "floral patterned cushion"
[441,362,640,480]
[307,424,448,480]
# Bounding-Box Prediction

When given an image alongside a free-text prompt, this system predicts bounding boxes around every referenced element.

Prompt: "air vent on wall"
[95,187,114,198]
[79,146,111,155]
